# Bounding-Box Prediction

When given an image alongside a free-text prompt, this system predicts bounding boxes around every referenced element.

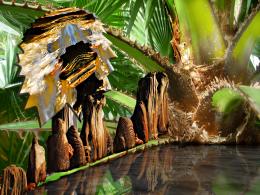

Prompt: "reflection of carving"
[42,177,70,195]
[114,117,136,153]
[76,165,107,195]
[27,137,46,186]
[66,126,86,169]
[47,119,73,173]
[38,146,260,194]
[110,153,139,181]
[0,165,27,195]
[130,149,161,192]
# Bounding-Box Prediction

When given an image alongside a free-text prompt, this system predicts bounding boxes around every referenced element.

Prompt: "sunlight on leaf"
[105,33,164,72]
[239,85,260,118]
[174,0,226,64]
[212,88,243,115]
[105,90,136,112]
[226,8,260,82]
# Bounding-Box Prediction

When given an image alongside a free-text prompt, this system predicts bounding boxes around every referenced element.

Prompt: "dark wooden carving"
[27,136,46,186]
[137,73,159,139]
[66,126,86,169]
[47,118,74,173]
[133,72,169,140]
[0,165,27,195]
[80,93,110,161]
[131,101,149,143]
[114,117,136,153]
[156,72,169,133]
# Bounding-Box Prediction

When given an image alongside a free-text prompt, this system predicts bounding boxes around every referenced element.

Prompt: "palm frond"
[127,0,174,61]
[225,4,260,83]
[212,85,260,119]
[105,90,136,111]
[239,85,260,118]
[105,28,166,72]
[174,0,226,64]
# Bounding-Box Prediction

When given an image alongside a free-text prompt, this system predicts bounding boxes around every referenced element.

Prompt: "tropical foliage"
[0,0,259,169]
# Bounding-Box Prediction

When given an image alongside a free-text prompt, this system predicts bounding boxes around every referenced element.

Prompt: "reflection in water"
[31,145,260,194]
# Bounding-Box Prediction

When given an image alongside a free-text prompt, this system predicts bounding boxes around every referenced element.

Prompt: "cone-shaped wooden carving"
[80,93,110,161]
[0,165,27,195]
[114,117,136,153]
[27,136,46,186]
[66,126,86,169]
[133,72,169,140]
[47,119,73,173]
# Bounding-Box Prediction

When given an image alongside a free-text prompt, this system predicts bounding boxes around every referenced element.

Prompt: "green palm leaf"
[105,30,165,72]
[239,85,260,118]
[212,85,260,119]
[173,0,226,64]
[225,5,260,83]
[105,90,136,112]
[127,0,174,61]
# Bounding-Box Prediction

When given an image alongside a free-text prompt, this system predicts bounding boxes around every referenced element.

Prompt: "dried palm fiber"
[165,66,199,112]
[47,118,73,173]
[193,77,245,137]
[80,93,109,161]
[66,125,86,168]
[19,8,116,125]
[0,165,27,195]
[135,72,170,140]
[27,136,46,185]
[114,117,136,153]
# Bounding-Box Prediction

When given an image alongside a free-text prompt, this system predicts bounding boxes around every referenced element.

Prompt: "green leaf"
[76,0,129,28]
[126,0,143,34]
[212,86,260,119]
[174,0,226,64]
[239,85,260,118]
[0,4,44,32]
[104,32,165,72]
[212,88,243,115]
[0,120,52,130]
[145,0,157,29]
[128,0,174,62]
[226,7,260,82]
[0,130,32,171]
[105,90,136,112]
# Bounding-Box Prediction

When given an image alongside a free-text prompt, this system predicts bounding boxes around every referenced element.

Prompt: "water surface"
[31,145,260,195]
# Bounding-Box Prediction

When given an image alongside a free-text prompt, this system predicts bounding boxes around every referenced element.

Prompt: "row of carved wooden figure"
[0,72,169,194]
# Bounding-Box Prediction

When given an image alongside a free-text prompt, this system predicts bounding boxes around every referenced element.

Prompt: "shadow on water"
[31,145,260,195]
